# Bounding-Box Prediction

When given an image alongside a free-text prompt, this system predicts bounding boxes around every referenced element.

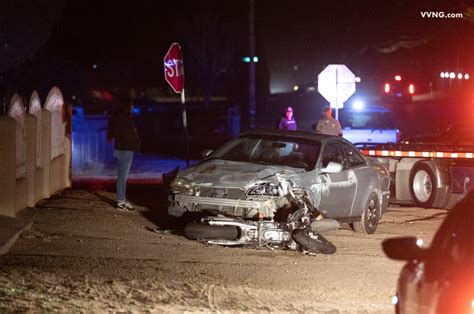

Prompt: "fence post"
[0,117,17,216]
[25,114,37,208]
[40,108,52,198]
[62,136,72,188]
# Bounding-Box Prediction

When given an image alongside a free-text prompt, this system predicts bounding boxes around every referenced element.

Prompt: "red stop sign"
[164,43,184,93]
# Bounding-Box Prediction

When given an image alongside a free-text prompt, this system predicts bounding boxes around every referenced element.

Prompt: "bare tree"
[177,7,241,107]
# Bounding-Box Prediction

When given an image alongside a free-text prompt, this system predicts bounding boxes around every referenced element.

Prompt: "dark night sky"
[12,0,474,94]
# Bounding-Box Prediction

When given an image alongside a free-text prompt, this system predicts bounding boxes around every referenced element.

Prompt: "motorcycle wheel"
[292,229,336,254]
[184,223,239,240]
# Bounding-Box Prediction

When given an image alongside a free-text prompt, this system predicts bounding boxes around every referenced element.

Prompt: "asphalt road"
[0,186,447,312]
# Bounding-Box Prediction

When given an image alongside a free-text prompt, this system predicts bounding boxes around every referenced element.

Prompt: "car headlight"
[170,177,195,195]
[247,182,280,196]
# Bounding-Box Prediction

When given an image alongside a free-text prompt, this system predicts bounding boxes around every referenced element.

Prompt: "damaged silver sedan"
[169,130,390,234]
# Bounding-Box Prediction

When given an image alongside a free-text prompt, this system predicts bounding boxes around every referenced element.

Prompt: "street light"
[440,72,445,78]
[243,56,259,63]
[465,74,470,80]
[449,72,455,79]
[457,73,463,79]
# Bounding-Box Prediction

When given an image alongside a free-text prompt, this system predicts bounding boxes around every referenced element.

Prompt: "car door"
[317,140,357,219]
[340,142,373,217]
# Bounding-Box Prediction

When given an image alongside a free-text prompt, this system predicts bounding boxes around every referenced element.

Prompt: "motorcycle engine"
[258,221,291,245]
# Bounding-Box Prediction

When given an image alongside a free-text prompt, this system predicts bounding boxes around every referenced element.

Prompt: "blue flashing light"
[132,107,142,115]
[243,57,251,63]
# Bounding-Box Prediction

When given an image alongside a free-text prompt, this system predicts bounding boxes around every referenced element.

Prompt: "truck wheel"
[184,223,239,240]
[292,229,336,254]
[410,163,436,208]
[352,193,380,234]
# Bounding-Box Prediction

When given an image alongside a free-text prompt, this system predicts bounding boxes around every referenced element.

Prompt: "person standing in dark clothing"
[107,96,141,211]
[278,106,297,130]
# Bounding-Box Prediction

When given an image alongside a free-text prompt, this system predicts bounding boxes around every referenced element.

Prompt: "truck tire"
[410,162,436,208]
[184,223,239,240]
[292,229,336,254]
[352,192,380,234]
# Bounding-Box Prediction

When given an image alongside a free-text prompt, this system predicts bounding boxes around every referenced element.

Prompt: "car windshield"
[208,134,321,170]
[339,110,396,129]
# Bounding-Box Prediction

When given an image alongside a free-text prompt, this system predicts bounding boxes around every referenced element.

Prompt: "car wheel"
[292,229,336,254]
[410,162,436,208]
[184,223,239,240]
[352,192,380,234]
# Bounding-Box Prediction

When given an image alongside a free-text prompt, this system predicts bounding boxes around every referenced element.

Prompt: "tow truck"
[357,119,474,209]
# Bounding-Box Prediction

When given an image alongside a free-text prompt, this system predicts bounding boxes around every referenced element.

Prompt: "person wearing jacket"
[107,96,141,211]
[278,106,297,130]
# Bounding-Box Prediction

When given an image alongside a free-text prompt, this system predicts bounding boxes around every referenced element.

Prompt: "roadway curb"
[0,216,33,256]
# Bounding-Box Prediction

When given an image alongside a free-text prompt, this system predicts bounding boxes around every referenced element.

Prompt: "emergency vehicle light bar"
[361,149,474,159]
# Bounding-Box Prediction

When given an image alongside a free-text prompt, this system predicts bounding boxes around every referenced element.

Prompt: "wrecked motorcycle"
[184,186,338,254]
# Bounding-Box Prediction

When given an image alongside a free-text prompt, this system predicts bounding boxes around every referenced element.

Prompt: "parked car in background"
[382,75,415,103]
[382,192,474,313]
[169,130,391,234]
[339,104,400,144]
[400,119,474,145]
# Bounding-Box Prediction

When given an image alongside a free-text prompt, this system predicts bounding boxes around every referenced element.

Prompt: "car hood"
[179,159,304,189]
[403,132,447,144]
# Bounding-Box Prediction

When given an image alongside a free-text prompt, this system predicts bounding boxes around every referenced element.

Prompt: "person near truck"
[315,106,343,136]
[278,106,297,130]
[107,95,141,211]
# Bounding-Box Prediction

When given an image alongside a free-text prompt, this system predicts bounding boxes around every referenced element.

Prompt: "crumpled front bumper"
[168,193,278,218]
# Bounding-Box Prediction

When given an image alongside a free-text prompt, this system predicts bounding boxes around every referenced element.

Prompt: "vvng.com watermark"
[420,11,464,19]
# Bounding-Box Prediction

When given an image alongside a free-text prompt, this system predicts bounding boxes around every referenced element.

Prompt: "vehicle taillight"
[409,84,415,94]
[384,83,390,93]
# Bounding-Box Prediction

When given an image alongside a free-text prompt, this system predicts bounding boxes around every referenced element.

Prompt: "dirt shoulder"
[0,187,446,312]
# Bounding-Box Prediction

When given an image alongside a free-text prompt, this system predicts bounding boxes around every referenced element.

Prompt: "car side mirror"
[321,161,343,173]
[382,237,426,261]
[202,149,213,158]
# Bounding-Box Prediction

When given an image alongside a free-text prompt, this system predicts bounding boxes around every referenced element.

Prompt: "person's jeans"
[114,149,134,202]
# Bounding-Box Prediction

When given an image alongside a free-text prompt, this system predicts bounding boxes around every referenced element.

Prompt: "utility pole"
[248,0,256,129]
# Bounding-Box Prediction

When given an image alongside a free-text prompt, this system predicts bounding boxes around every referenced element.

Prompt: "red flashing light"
[395,75,402,81]
[384,83,390,93]
[409,84,415,94]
